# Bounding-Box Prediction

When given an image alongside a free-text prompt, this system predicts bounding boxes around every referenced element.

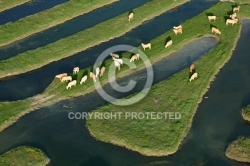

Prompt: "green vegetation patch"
[0,0,31,12]
[0,0,189,79]
[226,137,250,163]
[242,105,250,122]
[86,2,249,156]
[0,0,117,47]
[0,146,49,166]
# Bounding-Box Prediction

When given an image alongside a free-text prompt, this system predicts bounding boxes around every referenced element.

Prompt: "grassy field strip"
[0,146,50,166]
[0,0,31,13]
[0,0,118,47]
[0,0,189,79]
[85,2,249,156]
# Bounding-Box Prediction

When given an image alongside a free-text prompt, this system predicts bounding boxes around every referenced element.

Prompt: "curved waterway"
[0,0,217,101]
[0,36,219,165]
[0,0,68,25]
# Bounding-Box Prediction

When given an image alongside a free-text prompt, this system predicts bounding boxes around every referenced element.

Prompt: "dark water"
[0,36,219,166]
[0,0,217,101]
[0,0,68,25]
[0,0,152,61]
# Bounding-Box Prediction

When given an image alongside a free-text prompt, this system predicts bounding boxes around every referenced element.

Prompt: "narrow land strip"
[0,0,31,13]
[0,0,117,47]
[0,0,189,79]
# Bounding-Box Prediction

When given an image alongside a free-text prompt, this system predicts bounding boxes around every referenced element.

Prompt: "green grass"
[235,0,250,4]
[226,137,250,163]
[86,2,250,156]
[0,0,189,79]
[0,0,31,12]
[0,146,49,166]
[242,105,250,122]
[0,0,117,47]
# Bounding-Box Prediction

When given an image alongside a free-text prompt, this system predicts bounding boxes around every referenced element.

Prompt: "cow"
[173,28,182,35]
[165,40,173,48]
[80,75,88,84]
[226,18,238,25]
[100,66,106,77]
[141,43,151,50]
[211,27,221,35]
[189,64,195,73]
[110,53,119,59]
[207,15,216,22]
[233,6,240,12]
[55,73,67,80]
[128,12,134,21]
[230,13,237,20]
[114,58,123,65]
[61,76,72,82]
[189,73,198,82]
[89,72,96,82]
[130,54,140,62]
[96,67,100,77]
[66,80,77,89]
[114,60,121,70]
[173,25,182,29]
[73,67,79,74]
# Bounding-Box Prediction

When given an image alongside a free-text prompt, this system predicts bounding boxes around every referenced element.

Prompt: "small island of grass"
[226,137,250,163]
[242,105,250,122]
[0,146,49,166]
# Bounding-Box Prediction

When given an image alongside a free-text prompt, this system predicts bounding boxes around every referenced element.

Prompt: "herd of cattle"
[55,4,241,89]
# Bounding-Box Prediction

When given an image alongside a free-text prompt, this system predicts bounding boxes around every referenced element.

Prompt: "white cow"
[128,12,134,21]
[110,53,119,59]
[211,27,221,35]
[230,13,237,20]
[173,28,182,35]
[130,54,140,62]
[189,73,198,82]
[207,15,216,21]
[80,75,88,84]
[114,60,121,70]
[100,66,106,77]
[61,76,72,82]
[233,6,240,12]
[66,80,77,89]
[114,58,123,65]
[141,43,151,50]
[89,72,95,78]
[173,25,182,29]
[73,67,79,74]
[96,67,100,77]
[226,18,238,25]
[165,40,173,48]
